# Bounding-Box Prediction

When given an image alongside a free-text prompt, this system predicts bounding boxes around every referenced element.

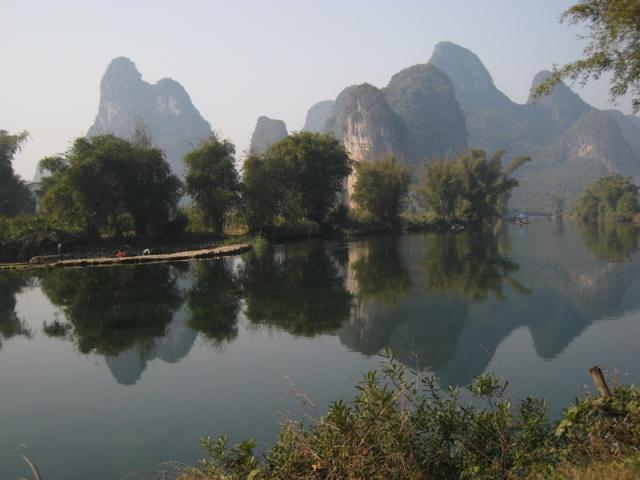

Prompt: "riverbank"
[179,360,640,480]
[0,242,252,271]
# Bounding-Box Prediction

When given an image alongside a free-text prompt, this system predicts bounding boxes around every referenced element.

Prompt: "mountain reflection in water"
[1,220,639,388]
[2,220,640,480]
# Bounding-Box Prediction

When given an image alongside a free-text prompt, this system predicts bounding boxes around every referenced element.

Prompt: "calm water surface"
[2,220,640,479]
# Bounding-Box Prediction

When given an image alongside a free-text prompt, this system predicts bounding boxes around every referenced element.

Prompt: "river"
[2,219,640,479]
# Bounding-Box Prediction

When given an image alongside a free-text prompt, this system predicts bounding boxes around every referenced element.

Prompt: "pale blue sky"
[3,0,634,179]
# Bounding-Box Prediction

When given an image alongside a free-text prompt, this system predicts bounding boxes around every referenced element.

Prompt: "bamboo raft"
[0,243,252,271]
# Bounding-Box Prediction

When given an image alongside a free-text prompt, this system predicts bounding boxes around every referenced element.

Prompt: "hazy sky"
[3,0,636,179]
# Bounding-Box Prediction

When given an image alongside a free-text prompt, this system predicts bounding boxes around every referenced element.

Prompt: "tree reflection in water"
[350,236,411,305]
[0,271,31,348]
[241,241,352,336]
[578,222,640,262]
[423,229,528,301]
[39,264,184,355]
[187,258,241,346]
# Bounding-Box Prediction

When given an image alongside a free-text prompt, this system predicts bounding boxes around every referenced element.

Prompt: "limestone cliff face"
[87,57,212,178]
[384,63,467,162]
[249,116,288,154]
[322,65,468,170]
[303,100,335,132]
[563,110,639,178]
[325,84,403,201]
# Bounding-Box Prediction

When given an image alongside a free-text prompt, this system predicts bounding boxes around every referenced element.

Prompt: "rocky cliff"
[324,84,405,200]
[249,116,288,154]
[316,62,468,204]
[429,41,640,212]
[87,57,212,178]
[321,65,467,169]
[303,100,335,132]
[384,63,467,162]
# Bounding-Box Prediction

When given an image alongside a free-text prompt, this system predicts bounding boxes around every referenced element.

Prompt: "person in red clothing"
[116,250,125,258]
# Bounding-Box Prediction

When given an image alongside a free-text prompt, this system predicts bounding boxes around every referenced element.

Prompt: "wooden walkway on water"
[0,243,252,271]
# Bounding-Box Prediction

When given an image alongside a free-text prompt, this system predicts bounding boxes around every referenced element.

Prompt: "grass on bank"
[179,352,640,480]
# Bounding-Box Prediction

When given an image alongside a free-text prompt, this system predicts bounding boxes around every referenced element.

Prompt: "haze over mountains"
[87,43,640,212]
[249,116,288,155]
[87,57,212,178]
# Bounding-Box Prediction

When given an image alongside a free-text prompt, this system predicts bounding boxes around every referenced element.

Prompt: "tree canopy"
[534,0,640,112]
[419,149,521,226]
[38,134,181,237]
[575,174,640,222]
[0,130,35,217]
[242,132,351,231]
[352,156,411,225]
[184,136,240,233]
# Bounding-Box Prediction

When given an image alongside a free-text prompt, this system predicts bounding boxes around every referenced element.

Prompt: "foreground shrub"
[180,353,639,479]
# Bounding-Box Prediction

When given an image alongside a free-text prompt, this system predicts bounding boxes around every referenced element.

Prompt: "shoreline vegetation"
[3,128,640,267]
[1,130,535,265]
[177,354,640,480]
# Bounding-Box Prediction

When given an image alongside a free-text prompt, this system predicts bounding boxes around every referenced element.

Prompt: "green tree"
[575,174,640,222]
[534,0,640,112]
[38,135,181,237]
[352,156,411,224]
[241,153,278,231]
[419,149,520,226]
[184,136,240,233]
[242,132,351,231]
[0,130,35,217]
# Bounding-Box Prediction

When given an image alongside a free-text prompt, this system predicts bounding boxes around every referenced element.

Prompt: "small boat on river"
[515,213,530,226]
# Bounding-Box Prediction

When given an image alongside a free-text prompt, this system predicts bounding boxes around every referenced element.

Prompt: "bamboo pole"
[588,366,611,398]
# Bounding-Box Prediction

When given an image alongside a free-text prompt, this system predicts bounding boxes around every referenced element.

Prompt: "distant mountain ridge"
[86,51,640,213]
[428,41,640,211]
[87,57,212,178]
[302,41,640,212]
